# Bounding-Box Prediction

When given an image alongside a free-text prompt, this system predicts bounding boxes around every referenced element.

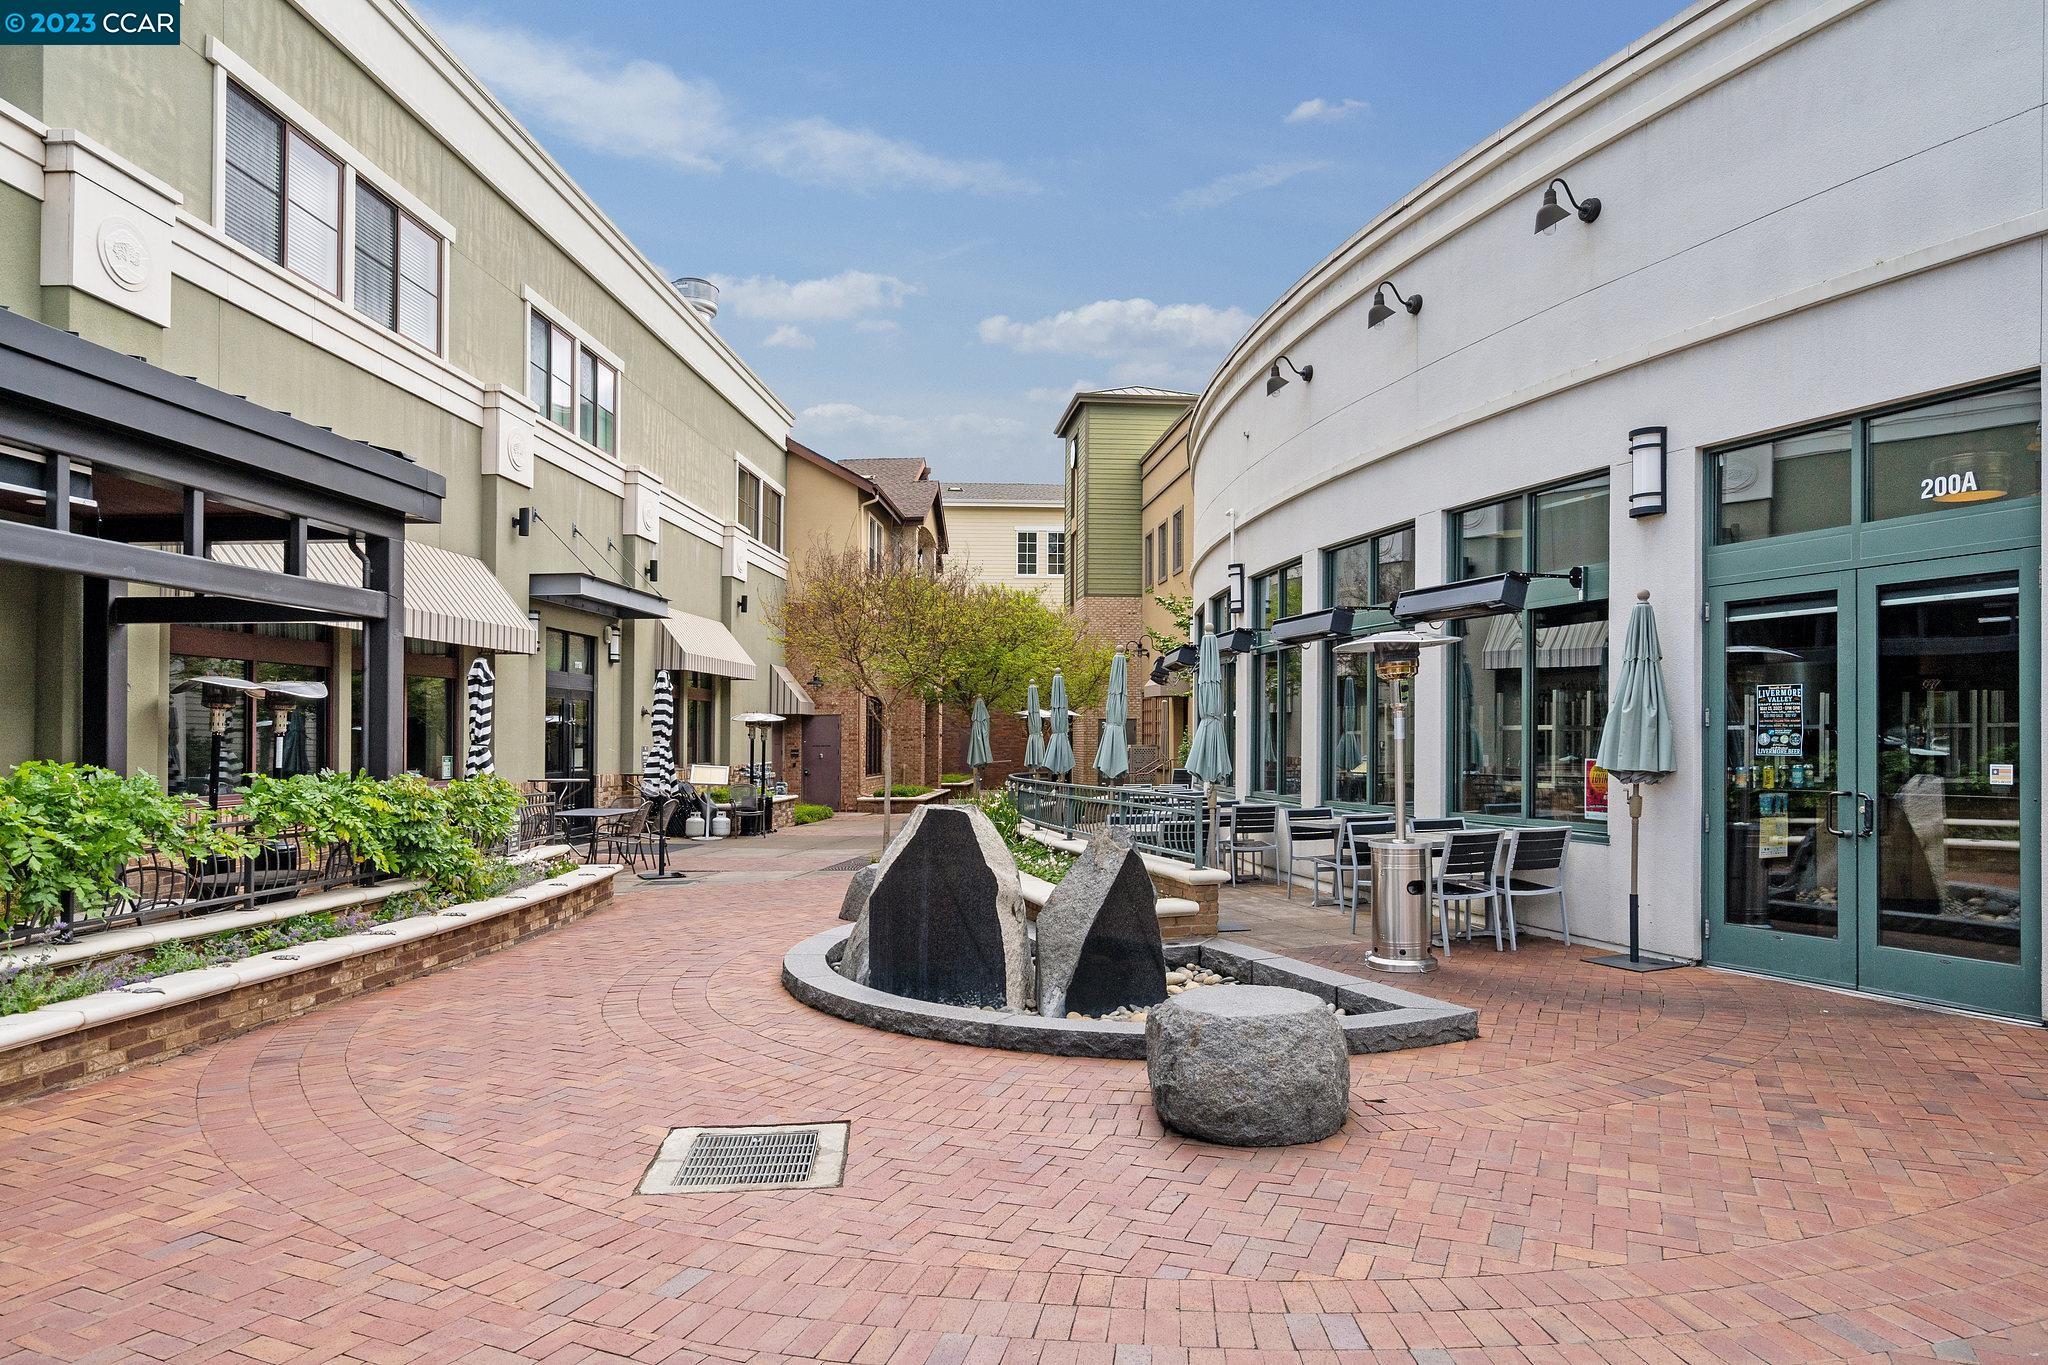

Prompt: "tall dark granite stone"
[854,804,1028,1010]
[839,864,879,921]
[1037,833,1169,1018]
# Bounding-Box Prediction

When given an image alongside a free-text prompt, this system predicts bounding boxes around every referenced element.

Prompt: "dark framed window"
[864,697,884,777]
[736,463,781,547]
[1450,476,1609,825]
[224,81,340,295]
[544,628,597,782]
[1171,510,1184,573]
[352,182,441,350]
[1250,562,1303,798]
[1141,531,1152,587]
[1046,530,1066,575]
[1714,379,2041,544]
[1325,525,1415,807]
[167,628,332,799]
[684,671,718,765]
[348,641,459,778]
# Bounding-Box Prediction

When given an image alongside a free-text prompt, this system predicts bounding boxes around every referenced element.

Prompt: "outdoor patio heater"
[1332,629,1458,973]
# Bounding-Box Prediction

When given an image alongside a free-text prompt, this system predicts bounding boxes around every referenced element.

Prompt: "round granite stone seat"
[1145,984,1350,1146]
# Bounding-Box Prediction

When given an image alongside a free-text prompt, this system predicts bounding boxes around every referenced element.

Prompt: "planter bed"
[854,788,949,812]
[0,860,622,1106]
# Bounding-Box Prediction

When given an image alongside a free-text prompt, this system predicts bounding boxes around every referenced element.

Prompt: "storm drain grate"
[821,857,873,873]
[638,1122,848,1195]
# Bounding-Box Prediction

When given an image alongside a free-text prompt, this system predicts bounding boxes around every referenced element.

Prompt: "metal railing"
[5,816,383,951]
[1008,776,1210,867]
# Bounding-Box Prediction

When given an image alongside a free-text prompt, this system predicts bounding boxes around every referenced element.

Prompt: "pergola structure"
[0,308,445,776]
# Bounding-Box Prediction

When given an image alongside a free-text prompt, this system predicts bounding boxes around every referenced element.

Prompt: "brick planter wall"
[0,870,618,1107]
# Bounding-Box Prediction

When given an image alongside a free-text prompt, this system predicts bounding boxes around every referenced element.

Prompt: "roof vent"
[672,276,719,321]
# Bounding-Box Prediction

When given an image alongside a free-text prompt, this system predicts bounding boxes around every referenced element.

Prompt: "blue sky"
[430,2,1680,482]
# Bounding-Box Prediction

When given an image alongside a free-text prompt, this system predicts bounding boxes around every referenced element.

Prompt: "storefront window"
[348,641,459,778]
[1325,526,1414,806]
[167,647,329,799]
[1714,426,1851,544]
[687,671,720,767]
[1452,476,1609,825]
[1868,384,2041,521]
[1250,563,1302,797]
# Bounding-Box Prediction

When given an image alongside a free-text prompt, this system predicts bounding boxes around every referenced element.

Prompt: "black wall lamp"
[512,506,534,537]
[1265,355,1312,395]
[1366,281,1422,327]
[1535,177,1600,234]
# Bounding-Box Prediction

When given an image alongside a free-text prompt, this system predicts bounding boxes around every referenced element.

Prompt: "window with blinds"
[354,185,442,350]
[225,82,342,294]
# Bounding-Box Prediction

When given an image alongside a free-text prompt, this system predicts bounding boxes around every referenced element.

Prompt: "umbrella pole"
[1628,782,1642,965]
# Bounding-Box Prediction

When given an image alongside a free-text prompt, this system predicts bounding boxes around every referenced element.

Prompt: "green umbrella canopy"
[1044,673,1076,776]
[1022,681,1045,768]
[1185,633,1233,784]
[1095,654,1130,781]
[1595,593,1676,782]
[967,696,993,768]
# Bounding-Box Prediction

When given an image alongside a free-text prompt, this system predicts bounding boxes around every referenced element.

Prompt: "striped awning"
[210,540,539,654]
[1480,615,1608,672]
[657,610,756,679]
[770,664,818,716]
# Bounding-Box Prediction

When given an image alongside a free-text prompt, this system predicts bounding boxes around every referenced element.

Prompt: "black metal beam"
[182,487,206,557]
[44,452,69,535]
[362,534,404,777]
[0,308,443,522]
[0,520,388,619]
[82,577,126,773]
[109,597,343,626]
[0,404,411,539]
[285,516,308,577]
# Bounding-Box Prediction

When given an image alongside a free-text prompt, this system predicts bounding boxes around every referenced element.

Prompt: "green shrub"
[0,762,248,934]
[792,803,833,825]
[975,789,1074,883]
[240,771,522,897]
[940,773,974,785]
[868,784,932,798]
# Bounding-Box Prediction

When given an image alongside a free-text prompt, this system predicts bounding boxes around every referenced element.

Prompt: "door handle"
[1824,789,1856,837]
[1857,793,1874,838]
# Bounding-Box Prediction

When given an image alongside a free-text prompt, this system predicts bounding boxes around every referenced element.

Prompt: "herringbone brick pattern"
[0,815,2044,1363]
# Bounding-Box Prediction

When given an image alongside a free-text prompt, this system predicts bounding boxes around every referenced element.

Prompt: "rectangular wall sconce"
[1227,562,1246,619]
[1629,426,1667,518]
[513,506,534,537]
[606,625,622,664]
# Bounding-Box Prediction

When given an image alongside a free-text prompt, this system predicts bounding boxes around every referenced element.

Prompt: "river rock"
[1036,832,1167,1018]
[1146,985,1350,1146]
[846,804,1028,1009]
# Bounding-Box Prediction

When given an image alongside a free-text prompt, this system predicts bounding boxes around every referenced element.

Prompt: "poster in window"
[1758,792,1790,859]
[1583,759,1609,822]
[1754,683,1804,758]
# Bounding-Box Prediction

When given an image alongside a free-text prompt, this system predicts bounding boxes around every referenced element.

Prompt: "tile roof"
[939,481,1062,505]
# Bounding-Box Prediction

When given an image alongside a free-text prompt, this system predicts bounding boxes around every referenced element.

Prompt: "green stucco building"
[0,0,801,796]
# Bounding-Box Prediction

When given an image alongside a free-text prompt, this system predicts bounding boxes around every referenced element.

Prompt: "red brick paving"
[1,815,2045,1363]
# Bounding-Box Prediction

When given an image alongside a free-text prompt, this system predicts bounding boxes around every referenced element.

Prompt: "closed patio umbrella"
[1094,653,1129,783]
[1044,672,1076,777]
[644,669,676,796]
[1185,633,1232,868]
[1590,590,1680,971]
[967,696,993,796]
[1022,681,1045,770]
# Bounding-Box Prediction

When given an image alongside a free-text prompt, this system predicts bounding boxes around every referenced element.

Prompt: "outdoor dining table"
[554,806,637,862]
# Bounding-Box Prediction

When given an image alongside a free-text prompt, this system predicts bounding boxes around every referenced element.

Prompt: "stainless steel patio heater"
[1332,629,1459,973]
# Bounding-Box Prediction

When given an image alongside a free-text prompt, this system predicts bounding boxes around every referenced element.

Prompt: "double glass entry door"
[1706,551,2040,1018]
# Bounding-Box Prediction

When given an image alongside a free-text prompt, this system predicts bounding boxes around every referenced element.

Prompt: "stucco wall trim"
[1192,0,1882,454]
[1191,210,2048,576]
[0,97,48,199]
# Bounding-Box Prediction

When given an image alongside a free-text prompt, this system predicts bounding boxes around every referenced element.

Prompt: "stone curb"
[0,863,623,1055]
[782,924,1478,1059]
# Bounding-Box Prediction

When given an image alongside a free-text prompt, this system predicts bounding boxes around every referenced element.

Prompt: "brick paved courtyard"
[2,816,2046,1364]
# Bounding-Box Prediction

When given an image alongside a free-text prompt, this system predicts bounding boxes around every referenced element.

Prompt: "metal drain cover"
[638,1123,847,1194]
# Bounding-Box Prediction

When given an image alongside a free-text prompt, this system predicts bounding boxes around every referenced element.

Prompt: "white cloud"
[431,14,1036,195]
[978,298,1252,359]
[1285,97,1369,124]
[855,318,902,335]
[1172,160,1328,213]
[763,325,816,350]
[710,270,920,323]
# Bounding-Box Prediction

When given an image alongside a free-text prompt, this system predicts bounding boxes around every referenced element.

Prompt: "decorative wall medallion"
[96,217,151,292]
[640,498,659,535]
[507,429,530,474]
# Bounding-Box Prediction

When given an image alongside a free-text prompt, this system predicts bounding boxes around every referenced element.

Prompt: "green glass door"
[1706,573,1859,988]
[1852,555,2039,1018]
[1706,553,2039,1018]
